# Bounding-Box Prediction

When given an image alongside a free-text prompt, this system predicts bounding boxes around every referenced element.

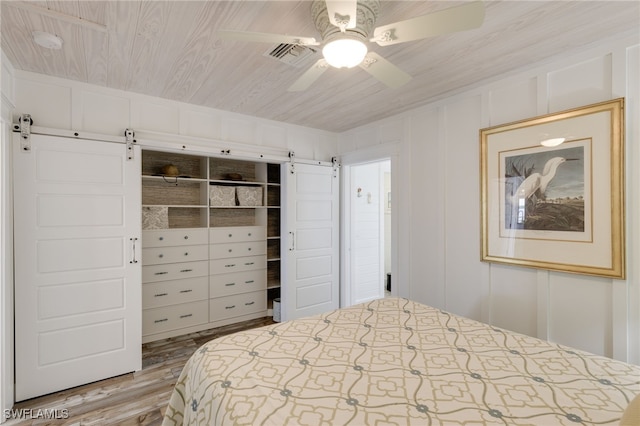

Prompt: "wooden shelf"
[209,206,267,209]
[142,175,208,183]
[144,204,206,208]
[208,179,266,186]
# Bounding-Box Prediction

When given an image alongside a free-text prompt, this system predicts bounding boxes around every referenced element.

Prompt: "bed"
[162,297,640,425]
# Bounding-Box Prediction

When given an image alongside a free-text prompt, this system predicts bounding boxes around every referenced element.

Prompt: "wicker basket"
[142,206,168,229]
[236,186,263,206]
[210,185,236,207]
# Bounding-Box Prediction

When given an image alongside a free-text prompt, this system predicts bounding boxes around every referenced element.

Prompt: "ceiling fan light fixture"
[322,37,367,68]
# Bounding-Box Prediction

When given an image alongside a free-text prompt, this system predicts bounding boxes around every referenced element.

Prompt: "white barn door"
[282,161,339,321]
[13,133,141,401]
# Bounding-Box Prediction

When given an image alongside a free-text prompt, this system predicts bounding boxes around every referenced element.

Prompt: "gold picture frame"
[480,98,625,278]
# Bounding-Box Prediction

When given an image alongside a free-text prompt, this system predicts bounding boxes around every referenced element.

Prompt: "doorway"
[342,159,392,306]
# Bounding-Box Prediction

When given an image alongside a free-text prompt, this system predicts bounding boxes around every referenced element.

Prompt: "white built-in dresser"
[140,150,281,343]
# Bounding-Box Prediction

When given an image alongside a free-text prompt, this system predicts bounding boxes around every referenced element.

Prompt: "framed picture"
[480,98,625,278]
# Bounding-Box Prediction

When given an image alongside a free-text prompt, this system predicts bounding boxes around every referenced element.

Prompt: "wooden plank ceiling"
[2,1,639,132]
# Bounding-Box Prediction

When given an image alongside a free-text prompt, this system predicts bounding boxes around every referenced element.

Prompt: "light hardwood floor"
[4,317,275,426]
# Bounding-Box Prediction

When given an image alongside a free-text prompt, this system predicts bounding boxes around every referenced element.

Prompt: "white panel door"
[13,133,141,401]
[282,162,339,321]
[350,161,386,305]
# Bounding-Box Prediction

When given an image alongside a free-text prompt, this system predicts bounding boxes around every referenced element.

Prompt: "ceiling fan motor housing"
[312,0,380,42]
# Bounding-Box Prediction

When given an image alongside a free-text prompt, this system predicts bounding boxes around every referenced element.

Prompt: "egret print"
[505,146,585,231]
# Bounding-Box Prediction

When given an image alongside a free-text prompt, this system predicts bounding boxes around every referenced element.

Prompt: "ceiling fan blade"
[288,59,330,92]
[371,1,485,46]
[218,30,319,46]
[358,52,411,89]
[325,0,358,30]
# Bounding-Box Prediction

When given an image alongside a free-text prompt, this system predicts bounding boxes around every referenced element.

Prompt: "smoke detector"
[32,31,63,49]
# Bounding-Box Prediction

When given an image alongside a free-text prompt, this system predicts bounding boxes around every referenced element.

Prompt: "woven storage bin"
[236,186,263,206]
[210,185,236,207]
[142,206,168,229]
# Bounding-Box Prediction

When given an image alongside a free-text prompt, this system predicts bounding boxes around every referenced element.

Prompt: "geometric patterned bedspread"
[162,297,640,425]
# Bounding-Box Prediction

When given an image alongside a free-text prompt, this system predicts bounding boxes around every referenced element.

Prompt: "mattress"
[162,297,640,425]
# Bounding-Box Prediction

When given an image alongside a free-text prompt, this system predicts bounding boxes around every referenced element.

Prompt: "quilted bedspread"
[162,297,640,425]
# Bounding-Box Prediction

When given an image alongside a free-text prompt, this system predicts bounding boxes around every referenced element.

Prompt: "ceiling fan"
[218,0,485,91]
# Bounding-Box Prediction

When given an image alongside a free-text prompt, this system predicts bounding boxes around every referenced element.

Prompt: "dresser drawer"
[143,276,209,309]
[143,300,208,336]
[143,228,208,248]
[209,241,266,259]
[142,244,208,265]
[143,260,209,283]
[209,226,266,244]
[209,291,266,322]
[209,255,267,275]
[209,270,267,298]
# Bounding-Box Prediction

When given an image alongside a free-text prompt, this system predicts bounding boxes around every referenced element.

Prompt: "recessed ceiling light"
[32,31,63,50]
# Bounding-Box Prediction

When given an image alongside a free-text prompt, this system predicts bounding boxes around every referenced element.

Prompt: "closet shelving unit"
[140,150,281,342]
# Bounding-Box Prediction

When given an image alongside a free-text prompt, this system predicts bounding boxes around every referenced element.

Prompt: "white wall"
[339,35,640,365]
[1,51,16,422]
[11,71,338,162]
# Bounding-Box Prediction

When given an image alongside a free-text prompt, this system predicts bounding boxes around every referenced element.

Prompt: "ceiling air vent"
[264,43,318,68]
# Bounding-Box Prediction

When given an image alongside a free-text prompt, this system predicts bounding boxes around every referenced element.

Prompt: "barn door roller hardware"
[288,151,295,174]
[124,129,135,161]
[17,114,33,152]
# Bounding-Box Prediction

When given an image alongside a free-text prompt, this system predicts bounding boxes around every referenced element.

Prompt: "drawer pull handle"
[159,237,164,241]
[228,234,232,238]
[225,282,236,286]
[180,314,193,319]
[184,235,189,240]
[225,264,236,268]
[158,254,164,258]
[228,249,233,252]
[245,301,255,306]
[248,233,252,236]
[179,289,192,293]
[154,318,168,323]
[155,271,168,275]
[154,293,168,297]
[245,280,254,284]
[245,262,254,266]
[225,305,236,309]
[180,269,193,273]
[184,252,189,256]
[248,248,252,251]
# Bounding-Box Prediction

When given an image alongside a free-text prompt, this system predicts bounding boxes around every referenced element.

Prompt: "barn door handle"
[129,238,138,263]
